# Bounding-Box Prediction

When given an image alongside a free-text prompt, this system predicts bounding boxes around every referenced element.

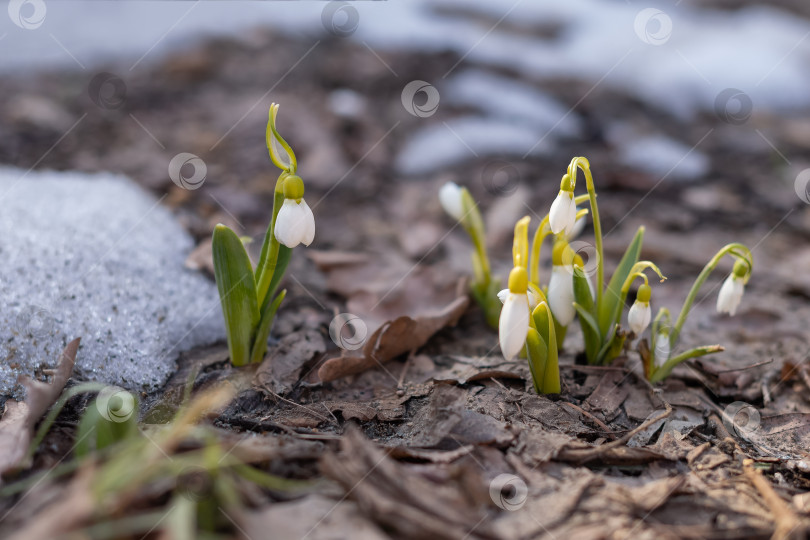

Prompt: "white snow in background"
[444,69,581,138]
[3,0,810,117]
[395,116,549,176]
[0,169,224,397]
[617,135,711,182]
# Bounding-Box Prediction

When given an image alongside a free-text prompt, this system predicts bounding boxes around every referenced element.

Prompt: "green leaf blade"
[598,226,644,336]
[213,224,260,367]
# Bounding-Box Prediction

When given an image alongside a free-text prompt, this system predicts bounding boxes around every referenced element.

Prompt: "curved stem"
[530,217,550,285]
[255,174,287,306]
[669,243,753,347]
[570,158,604,308]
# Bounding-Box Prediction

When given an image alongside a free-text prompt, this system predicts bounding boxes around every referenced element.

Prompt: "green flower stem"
[255,175,287,306]
[569,157,604,308]
[669,243,753,347]
[649,345,724,383]
[608,262,666,328]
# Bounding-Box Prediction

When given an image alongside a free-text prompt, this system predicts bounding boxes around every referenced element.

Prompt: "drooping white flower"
[547,265,575,326]
[499,267,531,361]
[716,273,744,316]
[549,190,577,236]
[274,199,315,248]
[653,331,671,368]
[628,301,651,335]
[497,288,540,310]
[439,182,464,221]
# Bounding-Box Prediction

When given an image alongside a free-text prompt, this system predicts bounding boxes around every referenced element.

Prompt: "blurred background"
[2,0,809,371]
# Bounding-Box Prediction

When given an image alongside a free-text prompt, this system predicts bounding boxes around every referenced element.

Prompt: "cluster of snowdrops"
[439,157,752,394]
[211,105,753,396]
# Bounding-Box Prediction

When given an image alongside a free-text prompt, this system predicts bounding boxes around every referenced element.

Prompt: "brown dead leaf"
[254,329,325,394]
[0,338,79,480]
[184,237,214,276]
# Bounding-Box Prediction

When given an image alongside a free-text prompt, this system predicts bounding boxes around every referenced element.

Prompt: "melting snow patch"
[617,134,710,182]
[0,168,224,397]
[395,116,549,176]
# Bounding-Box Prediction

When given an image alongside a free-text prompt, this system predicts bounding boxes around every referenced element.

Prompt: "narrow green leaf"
[573,303,601,362]
[255,190,286,306]
[599,226,644,336]
[649,345,724,383]
[532,303,560,394]
[250,289,287,365]
[524,328,546,394]
[595,323,618,364]
[213,224,260,367]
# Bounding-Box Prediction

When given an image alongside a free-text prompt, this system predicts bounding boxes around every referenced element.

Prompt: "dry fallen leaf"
[309,250,469,382]
[0,338,80,480]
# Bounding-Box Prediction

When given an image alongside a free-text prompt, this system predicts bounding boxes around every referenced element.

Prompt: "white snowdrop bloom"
[654,331,671,368]
[547,266,575,326]
[549,189,577,236]
[497,288,540,309]
[439,182,464,221]
[628,283,652,335]
[716,273,745,316]
[274,199,315,248]
[499,267,531,361]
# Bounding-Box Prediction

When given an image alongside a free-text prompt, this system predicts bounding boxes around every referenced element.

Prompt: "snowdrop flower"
[439,182,464,221]
[717,260,747,316]
[654,330,671,368]
[628,283,652,335]
[497,287,540,310]
[274,175,315,248]
[547,241,575,326]
[567,214,586,241]
[499,266,530,361]
[548,175,577,236]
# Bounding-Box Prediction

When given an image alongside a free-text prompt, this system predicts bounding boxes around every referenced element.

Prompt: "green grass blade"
[532,303,560,394]
[599,226,644,336]
[524,328,547,394]
[573,303,601,363]
[250,290,287,364]
[213,224,260,367]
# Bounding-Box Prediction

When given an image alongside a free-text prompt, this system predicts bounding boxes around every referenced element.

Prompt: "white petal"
[547,266,575,326]
[300,200,315,246]
[628,301,651,335]
[274,200,298,247]
[654,332,670,367]
[549,191,576,235]
[499,293,530,360]
[439,182,464,221]
[497,289,508,304]
[567,214,586,240]
[716,275,743,315]
[527,289,540,310]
